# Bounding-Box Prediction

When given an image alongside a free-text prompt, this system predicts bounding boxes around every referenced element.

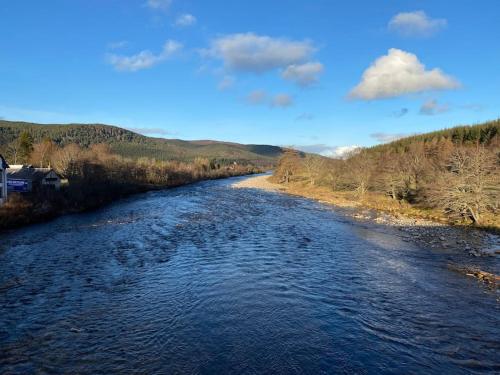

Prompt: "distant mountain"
[0,120,283,165]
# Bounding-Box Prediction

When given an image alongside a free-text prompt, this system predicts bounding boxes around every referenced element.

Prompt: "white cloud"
[175,13,196,27]
[271,94,294,108]
[282,62,324,87]
[327,145,361,159]
[246,90,267,105]
[204,33,315,73]
[218,76,235,91]
[297,144,361,158]
[389,11,447,37]
[370,132,412,143]
[146,0,172,11]
[419,99,450,115]
[107,40,182,72]
[349,48,460,100]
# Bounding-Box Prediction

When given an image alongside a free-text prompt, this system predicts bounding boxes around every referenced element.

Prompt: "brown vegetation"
[0,136,263,229]
[272,123,500,229]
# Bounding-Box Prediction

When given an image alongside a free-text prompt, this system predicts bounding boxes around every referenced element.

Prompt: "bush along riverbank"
[0,142,265,230]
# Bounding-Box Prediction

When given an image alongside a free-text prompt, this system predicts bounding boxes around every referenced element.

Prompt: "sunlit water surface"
[1,177,499,374]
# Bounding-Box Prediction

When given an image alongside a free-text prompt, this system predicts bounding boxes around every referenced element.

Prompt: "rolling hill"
[0,120,283,165]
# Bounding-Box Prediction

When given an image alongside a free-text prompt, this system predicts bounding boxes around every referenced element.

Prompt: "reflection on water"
[0,177,499,374]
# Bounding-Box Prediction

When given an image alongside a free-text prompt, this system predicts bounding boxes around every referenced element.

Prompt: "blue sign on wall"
[7,179,29,192]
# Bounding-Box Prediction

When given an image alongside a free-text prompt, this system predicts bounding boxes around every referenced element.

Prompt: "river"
[0,176,498,374]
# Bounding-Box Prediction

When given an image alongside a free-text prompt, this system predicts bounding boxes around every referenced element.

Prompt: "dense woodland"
[0,131,264,229]
[273,120,500,228]
[0,120,282,165]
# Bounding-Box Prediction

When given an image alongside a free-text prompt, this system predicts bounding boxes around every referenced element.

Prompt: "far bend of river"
[0,176,499,374]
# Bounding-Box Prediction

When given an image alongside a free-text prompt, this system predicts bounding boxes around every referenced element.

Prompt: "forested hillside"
[369,119,499,153]
[0,120,283,165]
[273,119,500,229]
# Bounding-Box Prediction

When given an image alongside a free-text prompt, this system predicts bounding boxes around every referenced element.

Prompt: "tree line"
[0,131,263,228]
[274,122,499,226]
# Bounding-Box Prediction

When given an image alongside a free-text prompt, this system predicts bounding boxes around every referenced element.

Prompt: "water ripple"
[0,176,498,374]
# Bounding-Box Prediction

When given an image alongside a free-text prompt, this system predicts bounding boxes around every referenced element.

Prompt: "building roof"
[7,166,58,182]
[0,155,9,170]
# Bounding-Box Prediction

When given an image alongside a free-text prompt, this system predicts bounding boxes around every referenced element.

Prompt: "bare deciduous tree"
[30,138,55,167]
[347,149,373,197]
[402,142,428,201]
[275,148,302,184]
[302,154,324,185]
[428,147,497,225]
[377,151,406,200]
[51,143,83,177]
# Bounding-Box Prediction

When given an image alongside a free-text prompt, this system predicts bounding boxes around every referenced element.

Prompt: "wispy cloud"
[218,76,235,91]
[389,10,447,37]
[126,127,174,136]
[107,40,182,72]
[175,13,196,27]
[146,0,172,11]
[349,48,460,100]
[246,90,268,105]
[108,40,128,50]
[296,113,314,121]
[271,94,294,108]
[245,90,293,108]
[460,103,484,112]
[0,105,81,123]
[419,99,450,115]
[392,108,409,117]
[370,132,412,143]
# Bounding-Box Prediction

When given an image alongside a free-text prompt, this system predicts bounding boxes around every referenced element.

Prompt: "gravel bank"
[232,175,284,191]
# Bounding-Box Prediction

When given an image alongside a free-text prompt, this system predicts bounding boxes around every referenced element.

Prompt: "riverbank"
[233,175,499,288]
[0,170,261,231]
[232,175,499,252]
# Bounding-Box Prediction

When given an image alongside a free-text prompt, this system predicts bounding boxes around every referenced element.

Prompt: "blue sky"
[1,0,499,156]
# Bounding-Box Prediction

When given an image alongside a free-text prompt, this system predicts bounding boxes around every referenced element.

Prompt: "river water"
[0,176,499,374]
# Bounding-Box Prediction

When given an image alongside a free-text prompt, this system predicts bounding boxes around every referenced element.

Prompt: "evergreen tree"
[18,131,34,164]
